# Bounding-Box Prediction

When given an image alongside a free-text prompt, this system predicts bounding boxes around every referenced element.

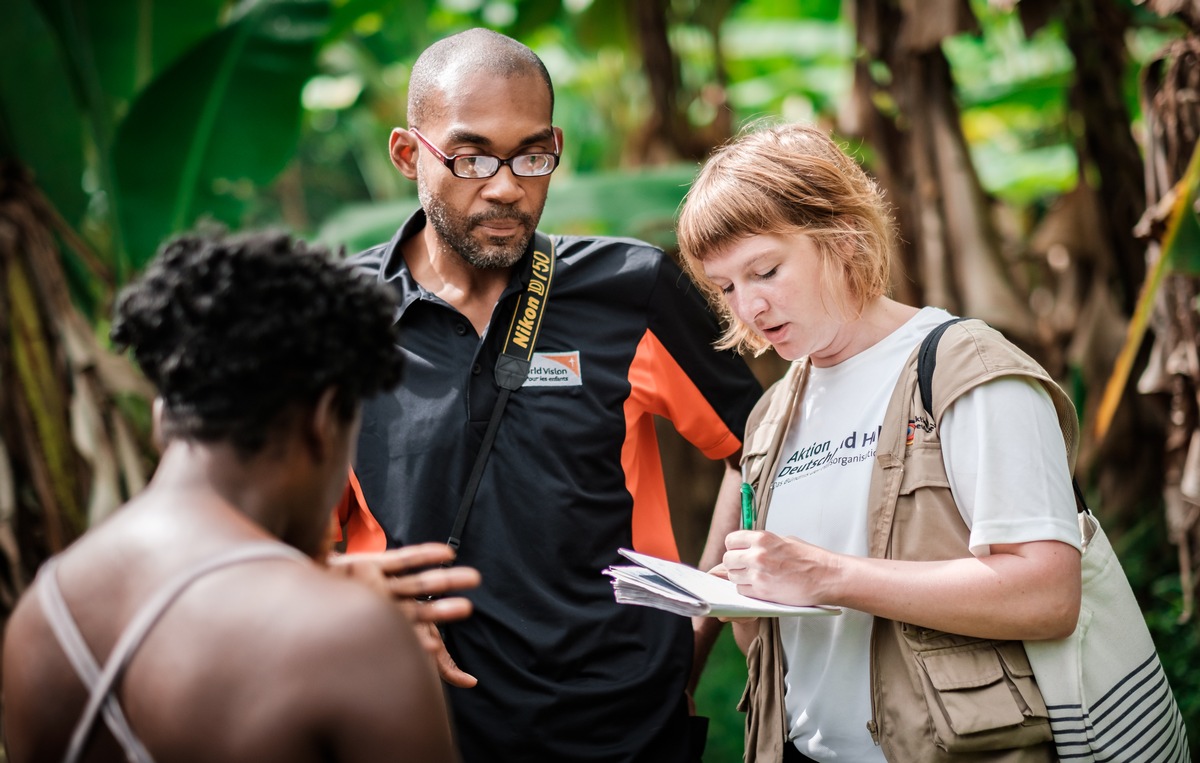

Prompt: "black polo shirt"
[344,210,762,762]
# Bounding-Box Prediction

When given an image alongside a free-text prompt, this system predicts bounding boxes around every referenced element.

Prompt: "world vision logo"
[523,351,583,387]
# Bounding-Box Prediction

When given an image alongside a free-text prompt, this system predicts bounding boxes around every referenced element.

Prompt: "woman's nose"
[731,288,764,321]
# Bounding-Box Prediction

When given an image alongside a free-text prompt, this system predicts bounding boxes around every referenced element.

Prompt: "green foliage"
[968,142,1077,206]
[112,0,329,267]
[539,164,699,247]
[731,0,840,21]
[1171,208,1200,275]
[0,0,87,226]
[80,0,227,107]
[721,17,853,121]
[694,626,747,762]
[943,10,1078,205]
[1,0,330,286]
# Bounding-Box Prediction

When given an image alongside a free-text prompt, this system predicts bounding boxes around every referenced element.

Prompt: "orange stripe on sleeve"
[621,329,744,561]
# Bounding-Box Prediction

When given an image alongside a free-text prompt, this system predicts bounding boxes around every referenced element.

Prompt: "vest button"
[472,363,482,375]
[455,323,467,336]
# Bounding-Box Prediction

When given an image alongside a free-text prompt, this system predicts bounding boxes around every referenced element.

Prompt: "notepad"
[603,548,841,619]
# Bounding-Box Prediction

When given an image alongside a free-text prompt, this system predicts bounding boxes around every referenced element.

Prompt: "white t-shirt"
[765,307,1081,761]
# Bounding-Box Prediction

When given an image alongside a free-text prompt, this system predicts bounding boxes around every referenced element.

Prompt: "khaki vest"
[739,320,1079,763]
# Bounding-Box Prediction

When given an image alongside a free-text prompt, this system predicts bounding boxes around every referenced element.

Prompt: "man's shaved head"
[407,28,554,127]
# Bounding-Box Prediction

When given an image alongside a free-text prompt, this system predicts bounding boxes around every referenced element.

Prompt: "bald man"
[335,29,763,762]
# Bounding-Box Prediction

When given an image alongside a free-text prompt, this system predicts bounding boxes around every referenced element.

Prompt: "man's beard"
[419,175,539,270]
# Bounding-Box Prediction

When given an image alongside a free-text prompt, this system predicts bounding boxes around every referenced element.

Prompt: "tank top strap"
[39,543,309,763]
[39,556,154,762]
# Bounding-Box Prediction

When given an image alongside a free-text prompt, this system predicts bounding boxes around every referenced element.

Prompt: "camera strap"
[445,231,556,553]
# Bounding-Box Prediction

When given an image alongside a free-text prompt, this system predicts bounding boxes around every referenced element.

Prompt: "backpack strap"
[916,316,1089,515]
[917,317,967,417]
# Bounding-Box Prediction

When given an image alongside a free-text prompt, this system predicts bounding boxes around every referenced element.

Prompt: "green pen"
[740,464,755,530]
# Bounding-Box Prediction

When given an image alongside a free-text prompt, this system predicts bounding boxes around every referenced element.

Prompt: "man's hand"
[326,543,481,686]
[413,621,478,688]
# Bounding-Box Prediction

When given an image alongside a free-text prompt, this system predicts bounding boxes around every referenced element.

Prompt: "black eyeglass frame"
[410,128,561,179]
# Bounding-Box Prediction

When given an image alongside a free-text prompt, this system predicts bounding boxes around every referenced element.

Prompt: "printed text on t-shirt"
[772,426,882,489]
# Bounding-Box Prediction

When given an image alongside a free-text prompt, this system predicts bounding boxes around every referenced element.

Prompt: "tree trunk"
[0,162,153,631]
[627,0,735,163]
[848,0,1040,347]
[1063,0,1147,309]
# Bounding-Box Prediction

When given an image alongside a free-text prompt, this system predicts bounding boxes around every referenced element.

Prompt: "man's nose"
[479,165,525,204]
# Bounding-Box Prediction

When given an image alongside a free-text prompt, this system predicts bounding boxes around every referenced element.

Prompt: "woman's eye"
[758,267,777,280]
[720,284,734,295]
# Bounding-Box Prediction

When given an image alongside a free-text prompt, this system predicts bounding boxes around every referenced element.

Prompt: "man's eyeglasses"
[411,128,561,179]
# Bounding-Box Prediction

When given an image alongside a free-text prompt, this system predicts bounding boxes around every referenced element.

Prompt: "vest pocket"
[908,634,1052,752]
[897,443,952,494]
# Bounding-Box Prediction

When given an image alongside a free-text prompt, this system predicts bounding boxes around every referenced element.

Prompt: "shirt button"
[455,323,467,336]
[472,363,482,375]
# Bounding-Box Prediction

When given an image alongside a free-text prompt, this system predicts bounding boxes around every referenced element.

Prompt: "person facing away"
[1,230,471,763]
[333,27,764,763]
[675,123,1084,762]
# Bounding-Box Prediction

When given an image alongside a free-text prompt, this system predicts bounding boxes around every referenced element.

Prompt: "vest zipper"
[867,623,881,746]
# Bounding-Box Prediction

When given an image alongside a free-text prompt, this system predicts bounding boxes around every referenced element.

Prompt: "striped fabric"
[1046,652,1188,761]
[1026,512,1190,762]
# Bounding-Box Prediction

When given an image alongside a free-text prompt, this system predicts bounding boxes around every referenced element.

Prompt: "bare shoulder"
[132,560,458,763]
[274,566,460,761]
[285,563,430,657]
[2,579,89,762]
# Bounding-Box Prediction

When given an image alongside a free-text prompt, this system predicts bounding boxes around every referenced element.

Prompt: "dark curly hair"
[111,229,402,454]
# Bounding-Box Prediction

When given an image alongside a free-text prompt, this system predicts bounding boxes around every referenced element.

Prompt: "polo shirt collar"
[378,208,537,321]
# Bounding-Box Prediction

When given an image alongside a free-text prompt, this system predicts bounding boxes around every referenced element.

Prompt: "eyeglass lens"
[412,128,558,179]
[452,153,556,179]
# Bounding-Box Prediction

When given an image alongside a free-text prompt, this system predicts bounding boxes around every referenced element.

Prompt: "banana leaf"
[113,0,329,270]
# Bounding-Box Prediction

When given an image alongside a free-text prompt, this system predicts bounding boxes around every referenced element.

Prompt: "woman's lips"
[760,323,791,347]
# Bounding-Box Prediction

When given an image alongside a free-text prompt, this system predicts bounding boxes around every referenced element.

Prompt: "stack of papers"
[604,548,841,619]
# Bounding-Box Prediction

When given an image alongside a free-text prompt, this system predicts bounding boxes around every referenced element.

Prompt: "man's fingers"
[412,621,478,688]
[387,566,481,599]
[409,597,474,624]
[438,652,478,688]
[351,543,458,574]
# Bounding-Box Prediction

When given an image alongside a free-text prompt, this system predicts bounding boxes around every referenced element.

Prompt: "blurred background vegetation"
[2,0,1199,760]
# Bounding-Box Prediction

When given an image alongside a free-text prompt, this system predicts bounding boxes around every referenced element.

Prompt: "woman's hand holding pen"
[722,530,838,608]
[703,561,761,626]
[326,543,481,687]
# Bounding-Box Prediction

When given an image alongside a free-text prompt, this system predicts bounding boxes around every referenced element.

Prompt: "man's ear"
[389,128,419,179]
[553,125,564,156]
